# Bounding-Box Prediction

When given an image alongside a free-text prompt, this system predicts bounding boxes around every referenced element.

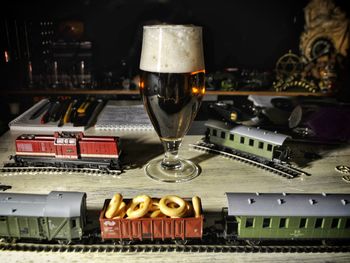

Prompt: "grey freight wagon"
[0,191,86,243]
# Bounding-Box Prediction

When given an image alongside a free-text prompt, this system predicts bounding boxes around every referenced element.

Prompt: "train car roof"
[205,120,290,146]
[226,192,350,217]
[0,191,86,218]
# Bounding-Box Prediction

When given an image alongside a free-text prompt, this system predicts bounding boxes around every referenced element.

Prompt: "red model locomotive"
[12,132,121,171]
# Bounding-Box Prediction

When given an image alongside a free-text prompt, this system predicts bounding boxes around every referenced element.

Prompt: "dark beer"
[140,70,205,140]
[139,24,205,181]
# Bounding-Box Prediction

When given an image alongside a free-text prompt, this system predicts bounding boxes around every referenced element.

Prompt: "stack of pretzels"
[105,193,202,219]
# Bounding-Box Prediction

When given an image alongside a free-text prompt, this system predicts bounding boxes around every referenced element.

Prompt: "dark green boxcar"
[226,193,350,240]
[0,191,86,242]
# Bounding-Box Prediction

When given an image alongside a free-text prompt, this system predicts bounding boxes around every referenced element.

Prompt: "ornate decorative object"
[274,0,349,93]
[300,0,349,62]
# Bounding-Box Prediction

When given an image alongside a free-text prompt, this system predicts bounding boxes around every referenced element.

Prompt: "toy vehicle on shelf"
[0,191,349,245]
[204,120,291,162]
[11,132,121,171]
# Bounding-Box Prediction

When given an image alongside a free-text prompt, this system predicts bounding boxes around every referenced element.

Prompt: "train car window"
[263,218,271,228]
[267,144,273,151]
[345,219,350,229]
[221,131,226,139]
[245,218,254,228]
[279,218,287,228]
[258,142,264,149]
[0,216,6,221]
[212,129,217,137]
[299,218,307,228]
[72,219,77,228]
[229,134,234,141]
[249,139,254,146]
[331,218,340,228]
[315,218,323,228]
[240,137,245,144]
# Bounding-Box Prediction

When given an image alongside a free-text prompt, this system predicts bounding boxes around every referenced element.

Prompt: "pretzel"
[159,195,186,217]
[192,196,202,218]
[126,195,152,219]
[112,201,126,219]
[105,193,123,219]
[170,200,193,218]
[149,209,166,218]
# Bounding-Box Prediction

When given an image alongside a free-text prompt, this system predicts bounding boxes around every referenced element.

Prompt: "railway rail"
[0,164,122,177]
[190,141,310,179]
[0,241,349,253]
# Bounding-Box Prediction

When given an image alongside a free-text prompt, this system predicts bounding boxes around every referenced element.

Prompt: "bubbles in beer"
[140,25,204,73]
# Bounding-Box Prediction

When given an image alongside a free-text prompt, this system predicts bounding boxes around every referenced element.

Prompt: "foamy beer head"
[140,24,204,73]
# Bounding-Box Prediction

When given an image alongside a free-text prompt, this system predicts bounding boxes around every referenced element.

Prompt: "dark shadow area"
[287,140,349,168]
[119,137,163,169]
[188,152,217,166]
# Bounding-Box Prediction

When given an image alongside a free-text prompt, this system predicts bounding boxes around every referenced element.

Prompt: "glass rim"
[143,24,202,30]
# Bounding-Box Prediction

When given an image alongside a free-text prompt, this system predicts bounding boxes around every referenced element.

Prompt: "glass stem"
[161,139,182,170]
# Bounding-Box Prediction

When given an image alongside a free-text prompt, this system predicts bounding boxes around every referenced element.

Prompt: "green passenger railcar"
[205,120,290,161]
[0,191,86,242]
[225,193,350,241]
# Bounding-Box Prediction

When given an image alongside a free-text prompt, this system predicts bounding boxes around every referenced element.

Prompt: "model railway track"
[190,142,310,179]
[0,165,122,177]
[0,242,349,253]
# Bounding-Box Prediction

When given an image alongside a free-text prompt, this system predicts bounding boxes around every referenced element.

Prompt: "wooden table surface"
[1,127,350,262]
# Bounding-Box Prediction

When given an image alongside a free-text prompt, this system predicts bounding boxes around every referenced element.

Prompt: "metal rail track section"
[0,165,122,178]
[189,142,310,179]
[0,242,349,253]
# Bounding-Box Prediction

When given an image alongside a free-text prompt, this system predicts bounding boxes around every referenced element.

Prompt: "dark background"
[1,0,349,136]
[4,0,349,77]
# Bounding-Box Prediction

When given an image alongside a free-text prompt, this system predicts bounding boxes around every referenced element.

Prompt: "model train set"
[190,120,309,179]
[1,191,350,253]
[0,123,349,253]
[0,122,308,179]
[1,132,122,176]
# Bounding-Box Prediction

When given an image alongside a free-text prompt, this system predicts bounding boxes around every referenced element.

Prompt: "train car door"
[141,220,152,239]
[0,216,9,237]
[55,138,78,159]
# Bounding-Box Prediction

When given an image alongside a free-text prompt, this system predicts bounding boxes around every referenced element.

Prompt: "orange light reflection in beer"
[139,80,145,89]
[4,51,10,63]
[190,69,206,75]
[192,86,205,95]
[191,69,206,95]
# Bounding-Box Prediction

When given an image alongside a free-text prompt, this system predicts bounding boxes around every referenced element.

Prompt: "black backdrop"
[2,0,349,76]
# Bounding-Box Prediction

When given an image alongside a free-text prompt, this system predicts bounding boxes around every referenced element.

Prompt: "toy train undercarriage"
[9,155,121,171]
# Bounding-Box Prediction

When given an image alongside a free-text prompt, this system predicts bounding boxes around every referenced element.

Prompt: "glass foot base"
[144,158,199,183]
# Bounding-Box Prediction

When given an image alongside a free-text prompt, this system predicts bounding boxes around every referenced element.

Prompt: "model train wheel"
[0,237,15,244]
[57,239,71,245]
[114,240,132,245]
[246,239,261,246]
[322,239,335,246]
[225,238,239,245]
[174,239,188,245]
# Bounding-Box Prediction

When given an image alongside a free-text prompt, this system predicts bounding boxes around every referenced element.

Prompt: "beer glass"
[139,25,205,183]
